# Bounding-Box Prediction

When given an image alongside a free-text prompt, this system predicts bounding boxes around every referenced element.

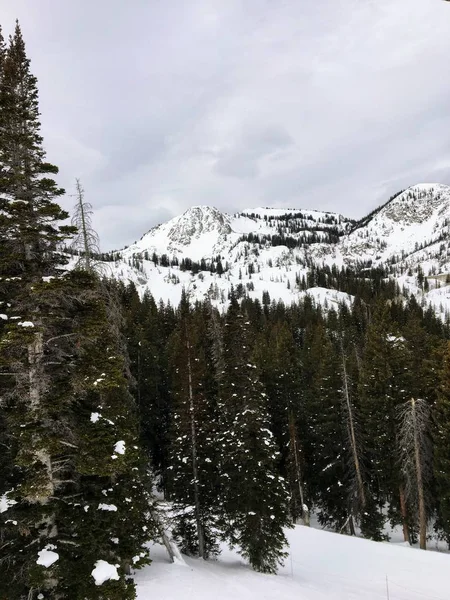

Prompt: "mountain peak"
[167,205,231,246]
[121,205,232,261]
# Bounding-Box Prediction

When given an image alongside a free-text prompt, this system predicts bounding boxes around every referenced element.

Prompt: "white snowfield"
[135,526,449,600]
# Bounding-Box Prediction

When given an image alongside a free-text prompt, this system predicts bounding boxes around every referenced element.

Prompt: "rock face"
[166,206,232,246]
[99,183,450,315]
[122,206,233,261]
[337,184,450,267]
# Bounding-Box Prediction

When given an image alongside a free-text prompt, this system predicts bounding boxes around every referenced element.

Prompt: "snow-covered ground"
[135,525,449,600]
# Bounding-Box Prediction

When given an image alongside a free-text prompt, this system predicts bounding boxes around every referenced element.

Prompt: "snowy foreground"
[135,526,448,600]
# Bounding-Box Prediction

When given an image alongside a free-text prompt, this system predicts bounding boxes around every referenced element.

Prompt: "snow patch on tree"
[98,503,118,512]
[0,494,17,513]
[91,560,120,585]
[114,440,126,455]
[36,545,59,567]
[90,412,100,423]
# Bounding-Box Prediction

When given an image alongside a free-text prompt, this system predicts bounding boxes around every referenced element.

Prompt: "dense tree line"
[118,277,450,557]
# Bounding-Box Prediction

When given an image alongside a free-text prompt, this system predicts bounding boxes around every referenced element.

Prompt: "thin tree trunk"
[288,411,309,525]
[341,344,366,508]
[151,507,185,564]
[411,398,427,550]
[28,331,54,505]
[348,514,356,536]
[28,330,58,593]
[186,335,205,558]
[399,485,410,544]
[76,179,91,272]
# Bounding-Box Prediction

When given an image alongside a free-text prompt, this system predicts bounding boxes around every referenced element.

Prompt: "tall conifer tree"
[218,295,290,573]
[358,302,410,539]
[434,341,450,546]
[0,24,152,599]
[167,291,220,557]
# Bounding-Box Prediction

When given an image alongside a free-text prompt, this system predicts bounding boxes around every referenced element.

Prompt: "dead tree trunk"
[288,411,309,525]
[151,506,185,564]
[341,343,366,509]
[411,399,427,550]
[71,179,100,273]
[27,330,58,592]
[28,331,54,506]
[397,398,430,551]
[399,484,410,544]
[76,180,92,272]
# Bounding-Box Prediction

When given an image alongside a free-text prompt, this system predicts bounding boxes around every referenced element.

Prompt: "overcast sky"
[2,0,450,249]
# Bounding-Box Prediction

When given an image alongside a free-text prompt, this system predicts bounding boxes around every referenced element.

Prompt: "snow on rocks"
[91,560,120,585]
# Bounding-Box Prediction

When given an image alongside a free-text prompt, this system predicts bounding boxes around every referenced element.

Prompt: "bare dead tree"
[397,398,432,550]
[339,339,367,537]
[341,343,366,510]
[288,410,310,525]
[70,179,101,273]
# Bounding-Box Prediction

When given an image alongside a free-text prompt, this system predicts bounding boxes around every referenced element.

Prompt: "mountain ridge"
[87,183,450,316]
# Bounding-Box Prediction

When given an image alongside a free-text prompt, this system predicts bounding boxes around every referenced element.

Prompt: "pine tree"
[340,336,366,528]
[55,274,153,599]
[301,323,352,532]
[358,302,410,539]
[166,292,220,558]
[257,321,306,522]
[434,341,450,546]
[218,296,290,573]
[0,23,76,597]
[397,397,432,550]
[0,25,152,598]
[122,286,171,491]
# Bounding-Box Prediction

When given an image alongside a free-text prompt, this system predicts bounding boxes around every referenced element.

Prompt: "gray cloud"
[2,0,450,248]
[214,126,295,179]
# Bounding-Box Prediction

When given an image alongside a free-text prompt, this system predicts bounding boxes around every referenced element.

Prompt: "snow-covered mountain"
[330,183,450,270]
[100,183,450,314]
[120,205,352,262]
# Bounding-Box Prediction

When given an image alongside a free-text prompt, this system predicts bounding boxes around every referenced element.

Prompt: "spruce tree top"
[0,21,75,280]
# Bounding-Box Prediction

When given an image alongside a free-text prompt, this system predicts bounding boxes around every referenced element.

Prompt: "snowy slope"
[122,206,235,262]
[135,525,449,600]
[120,204,350,263]
[96,183,450,314]
[337,184,450,268]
